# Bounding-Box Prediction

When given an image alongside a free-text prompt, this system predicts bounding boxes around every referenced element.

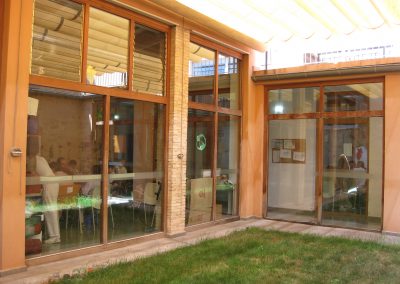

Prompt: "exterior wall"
[166,26,190,236]
[0,0,261,273]
[0,0,33,274]
[2,0,398,274]
[383,74,400,234]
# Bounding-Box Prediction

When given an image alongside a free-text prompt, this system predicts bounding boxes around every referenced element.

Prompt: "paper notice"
[293,151,305,162]
[284,139,295,149]
[280,149,292,159]
[272,150,280,163]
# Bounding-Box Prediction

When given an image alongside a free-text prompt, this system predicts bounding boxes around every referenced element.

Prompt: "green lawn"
[59,228,400,284]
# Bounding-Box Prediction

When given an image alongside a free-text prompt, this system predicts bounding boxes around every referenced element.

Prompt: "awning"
[177,0,400,45]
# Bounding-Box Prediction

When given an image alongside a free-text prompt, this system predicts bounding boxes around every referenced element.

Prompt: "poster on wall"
[271,139,306,164]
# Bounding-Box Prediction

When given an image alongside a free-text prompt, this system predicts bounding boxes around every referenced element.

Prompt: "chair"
[57,183,81,231]
[90,186,114,232]
[322,177,336,212]
[143,182,161,228]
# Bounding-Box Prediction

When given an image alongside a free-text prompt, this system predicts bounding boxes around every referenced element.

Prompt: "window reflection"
[186,109,214,225]
[218,55,240,109]
[87,8,129,88]
[31,0,83,81]
[322,117,383,230]
[133,24,166,96]
[216,114,240,219]
[269,87,319,114]
[324,83,383,112]
[108,99,165,241]
[26,86,103,256]
[189,43,215,104]
[267,119,317,223]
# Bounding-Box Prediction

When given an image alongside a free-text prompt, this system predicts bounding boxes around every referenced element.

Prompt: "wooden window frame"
[30,0,170,103]
[27,0,171,260]
[187,35,242,225]
[263,77,385,230]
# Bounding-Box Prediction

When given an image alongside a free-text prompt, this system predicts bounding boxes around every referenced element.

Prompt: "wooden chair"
[57,184,81,231]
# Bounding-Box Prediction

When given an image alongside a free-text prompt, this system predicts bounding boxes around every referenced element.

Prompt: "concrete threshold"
[2,219,400,284]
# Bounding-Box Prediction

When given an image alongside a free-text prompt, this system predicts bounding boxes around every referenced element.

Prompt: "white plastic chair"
[143,183,160,228]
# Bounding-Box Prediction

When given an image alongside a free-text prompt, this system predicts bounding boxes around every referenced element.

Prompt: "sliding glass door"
[266,80,383,231]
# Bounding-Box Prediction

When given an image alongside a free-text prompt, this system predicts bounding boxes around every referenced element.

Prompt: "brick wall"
[165,26,190,236]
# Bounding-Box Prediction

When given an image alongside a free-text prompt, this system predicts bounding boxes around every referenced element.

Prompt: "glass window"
[87,8,129,88]
[108,99,165,241]
[26,85,103,256]
[269,87,319,114]
[133,24,166,96]
[218,54,240,109]
[216,114,240,219]
[324,83,383,112]
[189,43,215,104]
[186,109,214,225]
[267,119,317,223]
[31,0,83,81]
[322,117,382,230]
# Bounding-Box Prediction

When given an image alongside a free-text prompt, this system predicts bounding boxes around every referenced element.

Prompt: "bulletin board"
[271,139,306,164]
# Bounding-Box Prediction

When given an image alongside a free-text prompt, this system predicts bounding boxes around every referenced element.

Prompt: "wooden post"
[0,0,33,275]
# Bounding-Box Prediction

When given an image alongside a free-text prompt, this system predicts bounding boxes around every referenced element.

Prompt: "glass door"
[266,81,384,231]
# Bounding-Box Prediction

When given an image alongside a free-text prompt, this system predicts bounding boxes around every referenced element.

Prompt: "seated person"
[68,159,80,175]
[133,183,145,202]
[115,160,127,174]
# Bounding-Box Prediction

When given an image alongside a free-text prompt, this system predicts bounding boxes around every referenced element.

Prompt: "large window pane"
[26,86,103,257]
[186,109,214,225]
[324,83,383,112]
[87,8,129,88]
[268,119,317,223]
[108,99,165,241]
[218,55,240,109]
[31,0,83,81]
[322,117,382,230]
[269,87,319,114]
[133,24,166,96]
[189,43,215,104]
[216,114,240,219]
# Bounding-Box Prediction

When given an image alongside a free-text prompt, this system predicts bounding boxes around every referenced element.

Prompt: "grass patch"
[58,228,400,284]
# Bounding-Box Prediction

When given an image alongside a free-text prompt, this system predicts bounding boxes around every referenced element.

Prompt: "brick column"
[165,25,190,236]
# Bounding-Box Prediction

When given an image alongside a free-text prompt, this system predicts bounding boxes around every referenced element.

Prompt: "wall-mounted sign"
[196,134,206,151]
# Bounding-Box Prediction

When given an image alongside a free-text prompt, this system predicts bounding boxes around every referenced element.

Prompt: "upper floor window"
[30,0,167,97]
[189,41,241,109]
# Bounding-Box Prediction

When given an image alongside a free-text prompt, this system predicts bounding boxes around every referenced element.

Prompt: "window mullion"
[81,3,90,84]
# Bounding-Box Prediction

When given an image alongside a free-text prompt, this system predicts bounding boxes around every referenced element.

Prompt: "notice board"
[271,139,306,164]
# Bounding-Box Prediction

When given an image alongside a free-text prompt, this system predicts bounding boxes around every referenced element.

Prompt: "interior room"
[26,86,165,257]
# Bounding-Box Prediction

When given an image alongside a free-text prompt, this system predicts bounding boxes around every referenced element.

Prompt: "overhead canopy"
[177,0,400,45]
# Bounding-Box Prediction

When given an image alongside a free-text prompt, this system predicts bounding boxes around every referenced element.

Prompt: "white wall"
[268,119,316,211]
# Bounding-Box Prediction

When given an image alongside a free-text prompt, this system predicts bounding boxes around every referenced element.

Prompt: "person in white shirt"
[35,155,60,244]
